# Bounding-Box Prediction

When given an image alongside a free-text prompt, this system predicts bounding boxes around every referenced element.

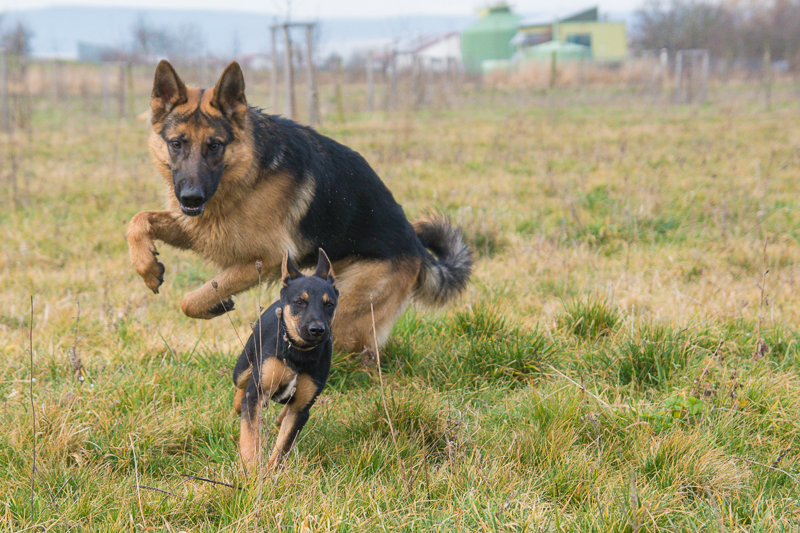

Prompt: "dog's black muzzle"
[178,185,206,216]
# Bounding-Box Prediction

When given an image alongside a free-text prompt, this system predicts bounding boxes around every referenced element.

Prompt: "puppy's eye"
[170,139,181,150]
[294,299,307,307]
[208,141,221,152]
[325,301,335,308]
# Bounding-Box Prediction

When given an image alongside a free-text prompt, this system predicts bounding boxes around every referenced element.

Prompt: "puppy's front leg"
[240,358,296,470]
[238,379,262,469]
[180,261,269,319]
[126,210,192,293]
[267,374,320,470]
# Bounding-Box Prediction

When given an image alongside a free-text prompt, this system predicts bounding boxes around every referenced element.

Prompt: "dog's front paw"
[144,253,166,294]
[127,213,167,294]
[130,246,165,294]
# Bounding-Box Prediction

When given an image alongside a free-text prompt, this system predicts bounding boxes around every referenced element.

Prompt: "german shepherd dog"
[232,249,337,469]
[126,60,471,354]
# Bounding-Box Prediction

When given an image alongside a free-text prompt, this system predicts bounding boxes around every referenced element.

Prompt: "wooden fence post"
[118,64,126,118]
[763,45,772,111]
[102,63,110,119]
[673,51,683,103]
[390,47,398,111]
[367,54,374,113]
[334,55,344,122]
[127,62,135,120]
[283,25,295,120]
[306,24,318,125]
[1,49,8,132]
[271,25,279,113]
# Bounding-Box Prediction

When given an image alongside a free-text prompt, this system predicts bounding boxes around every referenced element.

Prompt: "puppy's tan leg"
[238,381,262,469]
[126,210,192,293]
[274,403,290,427]
[331,257,420,354]
[180,262,272,319]
[267,374,319,470]
[233,367,252,415]
[239,358,296,469]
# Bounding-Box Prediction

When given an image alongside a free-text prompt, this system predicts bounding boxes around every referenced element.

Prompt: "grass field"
[2,75,800,531]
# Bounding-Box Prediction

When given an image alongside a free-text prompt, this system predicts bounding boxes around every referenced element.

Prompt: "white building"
[395,32,461,71]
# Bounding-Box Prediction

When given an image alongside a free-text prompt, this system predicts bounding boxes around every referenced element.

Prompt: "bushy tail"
[412,214,473,307]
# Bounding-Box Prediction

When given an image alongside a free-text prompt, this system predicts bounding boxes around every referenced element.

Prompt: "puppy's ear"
[211,61,247,122]
[151,60,187,122]
[281,250,303,285]
[314,248,335,283]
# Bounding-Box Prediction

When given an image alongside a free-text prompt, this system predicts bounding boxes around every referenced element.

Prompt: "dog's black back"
[232,249,338,469]
[249,112,422,267]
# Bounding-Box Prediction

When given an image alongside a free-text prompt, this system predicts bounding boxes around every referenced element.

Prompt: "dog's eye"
[294,299,306,307]
[208,141,221,152]
[170,139,181,150]
[325,301,335,308]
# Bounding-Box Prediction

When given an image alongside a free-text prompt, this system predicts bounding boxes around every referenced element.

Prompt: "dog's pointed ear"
[211,61,247,121]
[314,248,335,283]
[151,60,187,122]
[281,250,303,285]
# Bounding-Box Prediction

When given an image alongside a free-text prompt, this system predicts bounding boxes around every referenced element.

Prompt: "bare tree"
[131,15,176,62]
[2,22,33,56]
[174,23,206,65]
[633,0,800,69]
[633,0,733,56]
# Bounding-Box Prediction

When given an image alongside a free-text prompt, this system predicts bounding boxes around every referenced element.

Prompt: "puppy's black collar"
[282,332,317,351]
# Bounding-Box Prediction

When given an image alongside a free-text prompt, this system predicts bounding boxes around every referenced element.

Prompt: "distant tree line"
[634,0,800,68]
[1,19,33,56]
[130,16,207,64]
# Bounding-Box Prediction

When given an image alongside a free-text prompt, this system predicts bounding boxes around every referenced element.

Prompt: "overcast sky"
[2,0,644,19]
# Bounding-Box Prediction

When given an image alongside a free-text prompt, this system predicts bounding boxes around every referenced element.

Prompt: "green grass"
[1,73,800,531]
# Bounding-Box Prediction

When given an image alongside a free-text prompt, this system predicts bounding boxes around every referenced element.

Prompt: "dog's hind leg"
[331,257,420,355]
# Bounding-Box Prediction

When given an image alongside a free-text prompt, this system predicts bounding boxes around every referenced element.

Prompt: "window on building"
[566,33,591,48]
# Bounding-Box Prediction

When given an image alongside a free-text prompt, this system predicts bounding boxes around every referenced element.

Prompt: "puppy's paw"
[267,451,283,471]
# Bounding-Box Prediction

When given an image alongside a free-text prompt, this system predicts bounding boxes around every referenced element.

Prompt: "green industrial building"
[511,7,627,63]
[460,5,522,74]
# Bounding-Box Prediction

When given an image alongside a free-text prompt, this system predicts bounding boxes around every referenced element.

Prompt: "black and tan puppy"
[232,249,337,470]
